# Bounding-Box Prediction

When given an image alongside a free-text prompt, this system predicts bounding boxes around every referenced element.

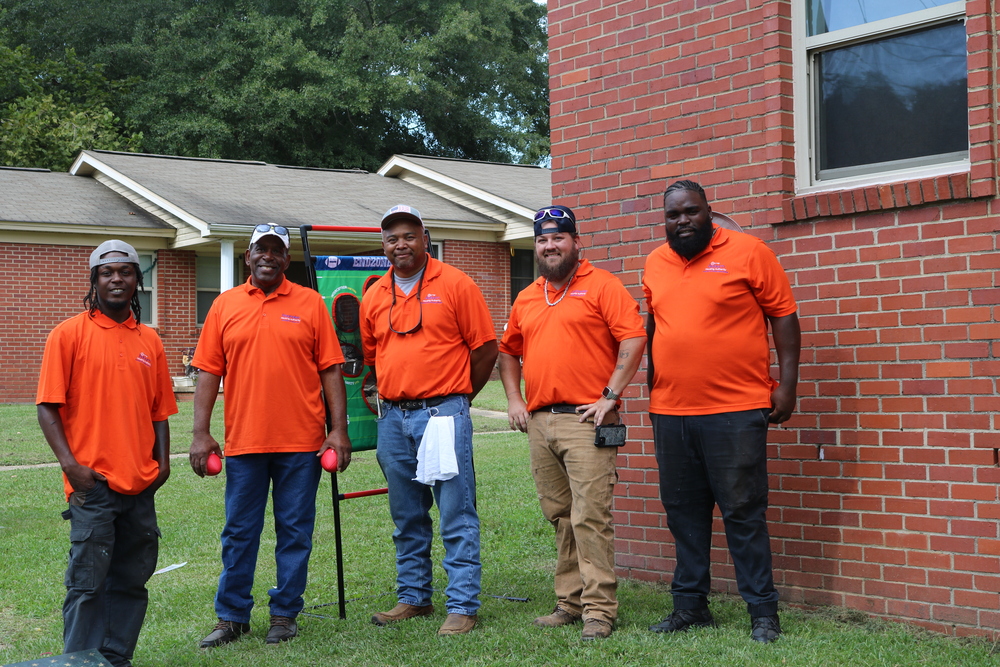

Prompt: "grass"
[2,387,998,666]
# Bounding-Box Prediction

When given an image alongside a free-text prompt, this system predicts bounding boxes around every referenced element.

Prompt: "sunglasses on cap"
[254,224,289,236]
[533,208,573,222]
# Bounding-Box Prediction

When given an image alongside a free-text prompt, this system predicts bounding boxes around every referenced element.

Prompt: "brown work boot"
[533,606,582,628]
[371,602,434,626]
[199,619,250,648]
[265,615,298,644]
[438,613,477,635]
[581,618,613,640]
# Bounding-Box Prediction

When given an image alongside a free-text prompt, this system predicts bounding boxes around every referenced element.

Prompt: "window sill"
[779,171,994,223]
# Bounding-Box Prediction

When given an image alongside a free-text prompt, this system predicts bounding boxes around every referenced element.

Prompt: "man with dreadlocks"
[36,240,177,667]
[643,180,800,644]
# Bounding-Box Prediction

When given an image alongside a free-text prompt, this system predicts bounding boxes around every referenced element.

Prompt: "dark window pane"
[807,0,958,36]
[510,248,535,303]
[817,21,967,176]
[197,291,218,324]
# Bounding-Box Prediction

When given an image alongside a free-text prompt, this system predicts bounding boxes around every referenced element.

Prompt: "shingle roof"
[0,167,168,228]
[82,151,497,230]
[395,154,550,210]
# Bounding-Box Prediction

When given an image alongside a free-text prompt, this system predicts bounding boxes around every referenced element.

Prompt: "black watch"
[602,386,620,401]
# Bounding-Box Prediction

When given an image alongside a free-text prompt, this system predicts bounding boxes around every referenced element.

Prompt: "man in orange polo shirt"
[360,205,498,636]
[498,206,646,640]
[643,180,800,644]
[189,223,351,648]
[37,240,177,667]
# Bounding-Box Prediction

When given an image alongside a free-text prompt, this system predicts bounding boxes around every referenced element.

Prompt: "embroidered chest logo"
[422,293,443,304]
[703,261,729,274]
[280,313,302,323]
[569,290,588,297]
[136,352,152,367]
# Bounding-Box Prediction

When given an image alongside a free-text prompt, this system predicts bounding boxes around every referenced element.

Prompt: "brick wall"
[0,244,199,403]
[550,0,1000,636]
[443,239,511,337]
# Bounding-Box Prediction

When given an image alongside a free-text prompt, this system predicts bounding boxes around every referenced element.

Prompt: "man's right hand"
[190,433,223,478]
[507,396,530,433]
[64,462,105,493]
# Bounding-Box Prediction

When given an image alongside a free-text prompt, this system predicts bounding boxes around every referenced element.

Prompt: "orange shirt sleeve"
[453,274,497,351]
[746,242,797,317]
[36,321,74,405]
[192,297,226,376]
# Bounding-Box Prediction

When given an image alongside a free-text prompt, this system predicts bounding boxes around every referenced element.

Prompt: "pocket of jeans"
[65,527,96,589]
[760,408,772,428]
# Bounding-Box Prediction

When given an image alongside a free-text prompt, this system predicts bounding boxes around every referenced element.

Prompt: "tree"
[2,0,549,170]
[0,42,142,171]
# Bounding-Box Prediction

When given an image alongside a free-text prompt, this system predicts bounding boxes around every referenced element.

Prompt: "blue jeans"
[215,451,322,622]
[652,409,778,618]
[376,395,481,615]
[62,479,159,667]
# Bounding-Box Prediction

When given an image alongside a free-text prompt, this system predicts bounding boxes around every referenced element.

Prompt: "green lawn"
[1,391,997,666]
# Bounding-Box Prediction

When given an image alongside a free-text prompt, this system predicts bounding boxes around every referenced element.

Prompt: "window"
[510,248,535,303]
[197,256,241,325]
[137,253,156,326]
[794,0,967,188]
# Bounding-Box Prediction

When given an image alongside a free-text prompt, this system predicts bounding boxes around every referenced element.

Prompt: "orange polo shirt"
[500,259,645,412]
[36,311,178,500]
[642,226,797,415]
[360,257,496,401]
[193,276,344,455]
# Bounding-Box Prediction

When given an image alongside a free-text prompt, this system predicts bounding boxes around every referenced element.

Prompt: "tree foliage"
[0,43,142,171]
[2,0,549,170]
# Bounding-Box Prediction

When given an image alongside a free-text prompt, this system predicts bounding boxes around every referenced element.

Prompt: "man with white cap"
[190,223,352,648]
[360,205,498,635]
[37,240,178,666]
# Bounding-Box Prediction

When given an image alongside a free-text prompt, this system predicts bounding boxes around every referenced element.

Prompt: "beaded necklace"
[543,263,579,307]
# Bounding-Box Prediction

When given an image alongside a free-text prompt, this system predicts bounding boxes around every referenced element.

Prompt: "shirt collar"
[245,275,291,297]
[89,309,137,329]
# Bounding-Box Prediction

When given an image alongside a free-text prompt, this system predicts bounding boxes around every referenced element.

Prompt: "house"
[0,151,549,402]
[548,0,1000,636]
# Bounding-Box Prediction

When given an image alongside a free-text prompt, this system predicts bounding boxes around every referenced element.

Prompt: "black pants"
[62,480,159,667]
[652,409,778,618]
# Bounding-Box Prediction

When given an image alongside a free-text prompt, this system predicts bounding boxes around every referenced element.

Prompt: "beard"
[667,223,714,259]
[537,248,579,282]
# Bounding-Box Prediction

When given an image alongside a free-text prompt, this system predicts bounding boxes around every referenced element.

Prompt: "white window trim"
[792,1,968,193]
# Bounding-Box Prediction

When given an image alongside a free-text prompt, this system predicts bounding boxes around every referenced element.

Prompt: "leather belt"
[386,395,457,411]
[534,404,581,414]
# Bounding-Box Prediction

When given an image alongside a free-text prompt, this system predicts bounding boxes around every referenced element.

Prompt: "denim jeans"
[376,394,481,615]
[215,451,322,622]
[62,479,159,667]
[652,408,778,618]
[527,411,619,624]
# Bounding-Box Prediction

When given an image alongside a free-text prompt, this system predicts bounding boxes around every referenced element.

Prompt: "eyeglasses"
[388,269,424,335]
[533,208,572,222]
[254,224,289,236]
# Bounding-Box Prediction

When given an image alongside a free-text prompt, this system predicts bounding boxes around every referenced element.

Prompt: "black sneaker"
[266,615,298,644]
[751,614,781,643]
[199,619,250,648]
[649,608,717,633]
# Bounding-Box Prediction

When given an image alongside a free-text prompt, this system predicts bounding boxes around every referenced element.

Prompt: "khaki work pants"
[527,411,619,624]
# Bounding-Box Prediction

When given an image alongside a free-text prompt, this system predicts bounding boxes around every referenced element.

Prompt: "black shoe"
[199,619,250,648]
[649,608,717,633]
[266,615,298,644]
[751,614,781,643]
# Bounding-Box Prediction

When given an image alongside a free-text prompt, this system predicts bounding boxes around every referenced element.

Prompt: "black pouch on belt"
[594,423,626,447]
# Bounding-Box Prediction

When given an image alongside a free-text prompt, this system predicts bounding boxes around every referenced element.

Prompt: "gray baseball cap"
[89,240,140,268]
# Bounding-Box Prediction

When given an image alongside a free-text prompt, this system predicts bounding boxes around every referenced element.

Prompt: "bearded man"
[498,205,646,640]
[643,180,800,644]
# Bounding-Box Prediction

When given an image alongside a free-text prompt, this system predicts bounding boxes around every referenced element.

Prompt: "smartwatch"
[602,386,620,401]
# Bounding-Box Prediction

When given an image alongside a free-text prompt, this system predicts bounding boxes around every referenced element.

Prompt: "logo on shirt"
[422,293,443,304]
[570,290,588,297]
[704,261,729,274]
[280,313,302,323]
[136,352,152,367]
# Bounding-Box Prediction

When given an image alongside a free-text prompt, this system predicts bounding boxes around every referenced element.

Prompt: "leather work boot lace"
[533,606,582,628]
[199,619,251,648]
[648,608,717,633]
[266,615,298,644]
[581,618,613,640]
[371,602,434,626]
[438,613,477,635]
[751,614,782,643]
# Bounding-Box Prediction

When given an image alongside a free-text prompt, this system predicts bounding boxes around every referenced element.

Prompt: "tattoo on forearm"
[616,364,625,370]
[619,350,630,358]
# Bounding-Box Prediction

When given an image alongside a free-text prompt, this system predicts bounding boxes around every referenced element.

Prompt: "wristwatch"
[602,386,620,401]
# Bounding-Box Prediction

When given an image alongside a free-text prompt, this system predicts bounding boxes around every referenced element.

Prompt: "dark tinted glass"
[817,20,967,175]
[510,248,535,303]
